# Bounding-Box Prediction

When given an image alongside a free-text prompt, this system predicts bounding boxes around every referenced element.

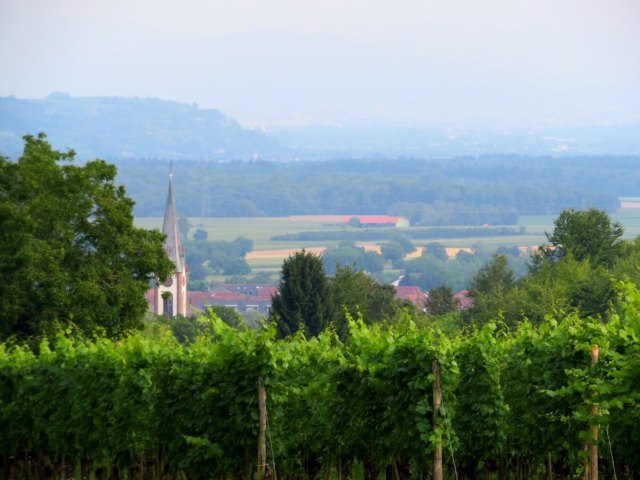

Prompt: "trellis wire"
[441,400,459,480]
[606,426,618,480]
[266,399,278,480]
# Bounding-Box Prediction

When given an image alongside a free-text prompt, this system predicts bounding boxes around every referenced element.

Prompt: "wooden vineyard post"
[257,376,267,480]
[433,360,443,480]
[589,345,599,480]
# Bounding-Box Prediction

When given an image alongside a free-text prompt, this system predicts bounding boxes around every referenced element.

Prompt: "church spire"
[162,168,184,273]
[147,165,188,317]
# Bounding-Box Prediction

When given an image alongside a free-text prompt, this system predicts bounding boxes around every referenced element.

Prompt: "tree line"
[270,225,524,242]
[113,156,629,222]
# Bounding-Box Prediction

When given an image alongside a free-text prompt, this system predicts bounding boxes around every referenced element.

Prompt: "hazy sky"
[1,0,639,127]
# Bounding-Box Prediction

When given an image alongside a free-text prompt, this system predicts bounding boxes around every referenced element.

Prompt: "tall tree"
[423,242,449,262]
[270,250,333,338]
[330,265,402,340]
[426,286,459,316]
[543,208,624,268]
[0,134,174,340]
[463,254,515,326]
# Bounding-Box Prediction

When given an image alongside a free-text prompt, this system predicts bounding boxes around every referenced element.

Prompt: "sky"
[1,0,639,128]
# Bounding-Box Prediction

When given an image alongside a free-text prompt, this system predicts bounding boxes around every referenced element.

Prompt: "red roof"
[395,286,428,306]
[453,290,474,310]
[213,283,278,300]
[255,286,278,299]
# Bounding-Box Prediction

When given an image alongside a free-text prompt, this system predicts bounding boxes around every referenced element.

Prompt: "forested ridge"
[0,95,283,160]
[113,156,632,221]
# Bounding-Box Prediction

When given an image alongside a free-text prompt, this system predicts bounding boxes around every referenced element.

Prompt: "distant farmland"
[136,206,640,276]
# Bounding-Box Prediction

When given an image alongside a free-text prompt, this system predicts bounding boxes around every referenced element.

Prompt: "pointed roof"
[162,172,184,272]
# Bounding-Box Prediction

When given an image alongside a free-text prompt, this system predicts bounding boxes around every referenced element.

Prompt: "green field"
[136,206,640,277]
[136,216,336,249]
[134,215,551,251]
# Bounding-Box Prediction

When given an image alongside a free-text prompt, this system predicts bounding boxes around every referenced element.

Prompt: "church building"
[148,172,188,316]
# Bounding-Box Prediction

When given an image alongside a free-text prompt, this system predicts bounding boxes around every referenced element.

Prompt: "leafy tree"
[401,255,449,291]
[150,314,200,343]
[205,305,245,328]
[330,265,403,340]
[380,241,406,265]
[193,228,208,241]
[187,278,210,291]
[389,234,415,255]
[543,208,624,268]
[188,260,212,283]
[425,286,459,316]
[612,236,640,286]
[512,255,615,324]
[456,249,476,263]
[185,236,253,277]
[422,242,448,261]
[322,241,383,275]
[347,217,362,228]
[463,254,515,326]
[0,134,174,340]
[218,256,251,275]
[505,209,628,324]
[229,236,253,257]
[270,250,333,338]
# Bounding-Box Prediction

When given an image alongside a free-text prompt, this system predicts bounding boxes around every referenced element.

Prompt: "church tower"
[152,170,188,317]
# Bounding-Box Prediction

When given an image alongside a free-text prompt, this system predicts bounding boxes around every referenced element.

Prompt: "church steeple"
[150,166,188,317]
[162,170,184,273]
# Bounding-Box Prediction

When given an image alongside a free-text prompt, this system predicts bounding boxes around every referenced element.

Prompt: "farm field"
[136,215,550,249]
[136,204,640,275]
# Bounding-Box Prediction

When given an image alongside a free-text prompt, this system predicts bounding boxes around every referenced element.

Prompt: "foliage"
[270,250,334,339]
[400,248,527,295]
[391,200,518,226]
[453,322,509,474]
[465,210,631,327]
[108,155,626,219]
[0,134,174,340]
[463,254,515,326]
[422,242,448,261]
[322,241,384,275]
[542,208,624,268]
[149,314,201,344]
[271,225,524,242]
[425,286,459,316]
[347,216,362,227]
[204,305,245,328]
[329,266,405,340]
[192,228,207,241]
[3,284,640,478]
[185,236,253,286]
[380,241,406,265]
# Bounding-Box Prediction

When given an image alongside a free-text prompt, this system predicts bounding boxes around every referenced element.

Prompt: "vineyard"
[2,282,640,480]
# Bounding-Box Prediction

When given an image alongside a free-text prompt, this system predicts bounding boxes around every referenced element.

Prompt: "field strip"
[246,247,327,259]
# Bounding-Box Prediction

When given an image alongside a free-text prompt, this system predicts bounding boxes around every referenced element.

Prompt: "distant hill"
[268,123,640,157]
[0,93,284,160]
[2,94,638,161]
